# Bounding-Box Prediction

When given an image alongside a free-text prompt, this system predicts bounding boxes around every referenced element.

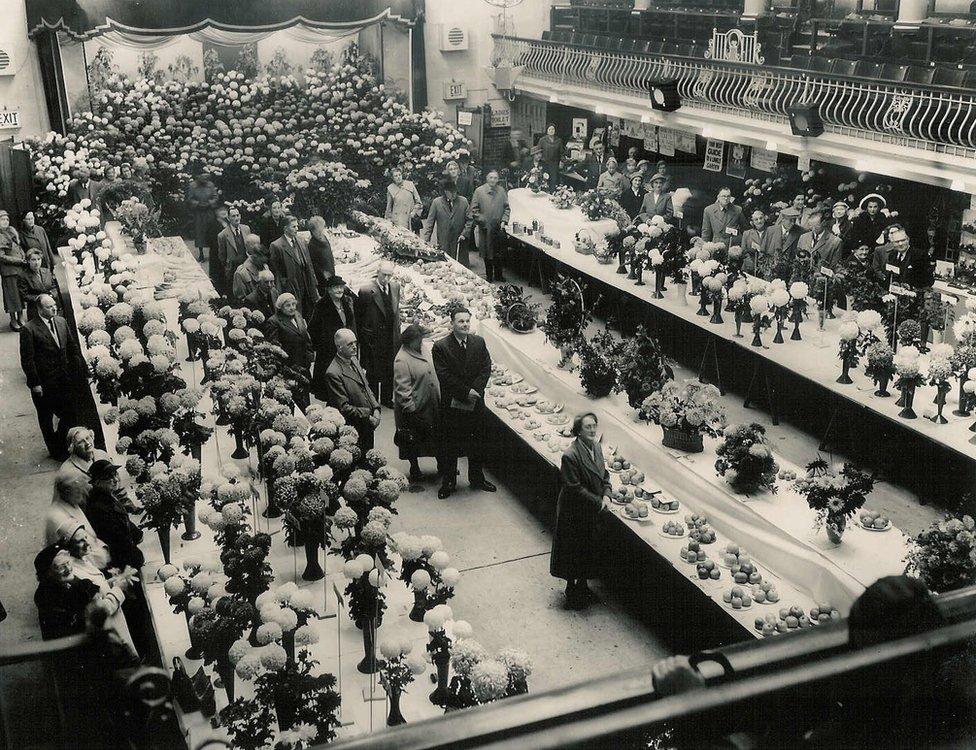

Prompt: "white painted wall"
[0,0,50,139]
[423,0,553,120]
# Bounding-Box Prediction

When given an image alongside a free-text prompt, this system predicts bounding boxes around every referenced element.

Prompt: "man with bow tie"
[20,295,87,460]
[872,226,934,290]
[269,215,319,315]
[218,206,251,295]
[356,261,401,407]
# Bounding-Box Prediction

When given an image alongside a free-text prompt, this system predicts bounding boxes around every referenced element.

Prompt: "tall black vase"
[898,385,917,419]
[955,373,972,417]
[302,535,324,581]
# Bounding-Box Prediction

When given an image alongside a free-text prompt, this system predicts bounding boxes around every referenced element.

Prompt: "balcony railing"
[492,34,976,157]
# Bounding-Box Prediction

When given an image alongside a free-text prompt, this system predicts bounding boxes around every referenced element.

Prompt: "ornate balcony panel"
[492,35,976,160]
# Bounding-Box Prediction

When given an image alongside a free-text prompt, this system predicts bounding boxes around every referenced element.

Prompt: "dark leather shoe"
[438,484,455,499]
[471,480,497,493]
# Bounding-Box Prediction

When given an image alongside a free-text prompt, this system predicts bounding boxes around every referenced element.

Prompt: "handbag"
[394,411,429,450]
[171,657,201,713]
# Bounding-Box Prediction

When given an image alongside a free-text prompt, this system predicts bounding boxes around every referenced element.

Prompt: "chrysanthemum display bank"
[28,45,470,230]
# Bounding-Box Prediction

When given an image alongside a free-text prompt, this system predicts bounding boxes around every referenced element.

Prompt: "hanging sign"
[642,124,658,152]
[704,139,725,172]
[443,81,467,100]
[726,143,750,179]
[797,153,811,172]
[572,117,588,139]
[750,145,777,173]
[658,127,676,157]
[675,130,697,153]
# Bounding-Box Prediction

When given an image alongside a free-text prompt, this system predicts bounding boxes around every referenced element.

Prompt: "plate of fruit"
[776,605,814,632]
[858,510,891,532]
[511,383,538,395]
[523,418,542,431]
[620,501,651,523]
[535,400,563,415]
[546,414,570,426]
[687,515,717,544]
[722,585,753,610]
[609,485,640,505]
[659,520,686,539]
[618,467,645,486]
[718,543,747,569]
[680,540,709,565]
[750,581,780,605]
[808,604,841,624]
[695,559,720,581]
[650,496,680,513]
[487,386,508,399]
[607,454,631,473]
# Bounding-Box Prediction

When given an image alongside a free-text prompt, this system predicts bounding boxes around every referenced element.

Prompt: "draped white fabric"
[73,22,351,51]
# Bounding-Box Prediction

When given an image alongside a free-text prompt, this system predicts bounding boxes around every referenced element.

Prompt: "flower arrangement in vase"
[767,282,791,343]
[114,197,161,253]
[836,319,861,384]
[926,343,955,424]
[793,459,874,544]
[577,328,624,398]
[951,336,976,417]
[444,637,533,710]
[897,318,922,350]
[639,379,727,454]
[574,188,622,222]
[523,165,549,194]
[893,345,924,418]
[613,324,672,410]
[541,275,590,370]
[905,513,976,593]
[864,340,896,397]
[378,639,427,725]
[748,293,773,347]
[342,553,388,674]
[137,454,200,563]
[714,423,779,494]
[788,281,809,340]
[425,604,456,706]
[727,279,748,337]
[550,184,575,210]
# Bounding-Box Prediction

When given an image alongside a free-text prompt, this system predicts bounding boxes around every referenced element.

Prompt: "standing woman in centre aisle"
[385,167,423,230]
[393,323,440,484]
[264,293,314,411]
[551,412,612,611]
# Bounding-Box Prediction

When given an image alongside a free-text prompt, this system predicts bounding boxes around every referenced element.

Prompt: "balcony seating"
[905,65,936,84]
[880,62,908,81]
[932,66,969,87]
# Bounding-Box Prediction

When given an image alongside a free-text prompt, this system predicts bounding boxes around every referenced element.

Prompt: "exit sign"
[0,110,20,130]
[443,81,467,100]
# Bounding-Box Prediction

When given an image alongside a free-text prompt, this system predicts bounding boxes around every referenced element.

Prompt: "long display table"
[504,188,976,500]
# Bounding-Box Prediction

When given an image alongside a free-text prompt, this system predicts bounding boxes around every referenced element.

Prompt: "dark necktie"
[47,318,60,348]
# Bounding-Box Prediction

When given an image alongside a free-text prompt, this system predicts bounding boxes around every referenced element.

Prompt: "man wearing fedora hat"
[852,194,891,251]
[84,459,144,571]
[637,173,674,222]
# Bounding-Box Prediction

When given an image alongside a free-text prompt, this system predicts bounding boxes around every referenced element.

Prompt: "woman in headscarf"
[19,249,58,320]
[0,209,26,330]
[20,212,56,270]
[385,166,422,230]
[393,323,440,484]
[264,292,314,411]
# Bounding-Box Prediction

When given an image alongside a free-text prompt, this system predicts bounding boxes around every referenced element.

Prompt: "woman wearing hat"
[596,157,628,199]
[852,193,890,250]
[85,459,144,571]
[33,545,102,639]
[18,249,58,320]
[829,201,853,252]
[308,276,357,400]
[393,323,441,484]
[0,209,26,331]
[265,292,314,410]
[20,212,56,270]
[638,173,674,222]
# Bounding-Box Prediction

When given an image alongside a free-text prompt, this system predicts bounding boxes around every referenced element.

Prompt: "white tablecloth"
[506,188,976,464]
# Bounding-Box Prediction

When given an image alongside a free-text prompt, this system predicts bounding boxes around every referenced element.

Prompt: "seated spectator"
[596,157,628,199]
[84,459,144,571]
[46,470,108,568]
[34,544,102,640]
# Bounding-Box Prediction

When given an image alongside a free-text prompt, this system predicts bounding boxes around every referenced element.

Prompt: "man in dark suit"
[637,173,674,222]
[581,141,608,189]
[217,206,250,294]
[20,294,87,459]
[67,168,98,207]
[872,226,934,289]
[356,261,401,407]
[324,328,381,451]
[701,187,745,249]
[797,210,845,271]
[243,269,280,319]
[771,207,804,280]
[269,215,319,316]
[432,307,496,499]
[307,216,336,296]
[422,177,472,265]
[456,152,479,202]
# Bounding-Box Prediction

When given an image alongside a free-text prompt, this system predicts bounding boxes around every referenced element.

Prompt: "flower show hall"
[504,190,975,502]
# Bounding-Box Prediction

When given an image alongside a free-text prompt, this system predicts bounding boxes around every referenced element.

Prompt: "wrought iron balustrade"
[492,34,976,156]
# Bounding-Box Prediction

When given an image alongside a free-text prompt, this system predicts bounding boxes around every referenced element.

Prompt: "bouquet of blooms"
[577,328,624,398]
[574,189,622,222]
[342,554,387,629]
[793,459,875,533]
[905,513,976,593]
[285,161,364,226]
[378,638,426,717]
[865,340,896,394]
[714,423,779,494]
[640,379,727,438]
[549,184,575,210]
[927,342,955,421]
[114,197,161,251]
[613,325,672,410]
[137,460,198,532]
[894,345,925,392]
[88,348,123,405]
[897,319,922,348]
[541,274,590,357]
[445,638,533,709]
[494,284,538,333]
[748,293,773,346]
[523,164,549,193]
[221,532,274,605]
[836,319,861,382]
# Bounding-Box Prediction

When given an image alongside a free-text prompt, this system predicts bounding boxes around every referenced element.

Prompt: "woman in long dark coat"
[264,292,314,411]
[308,276,356,400]
[19,249,58,320]
[550,412,611,610]
[20,212,56,270]
[393,324,440,483]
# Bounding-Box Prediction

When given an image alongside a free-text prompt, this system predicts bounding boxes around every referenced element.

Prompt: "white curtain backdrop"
[83,23,352,51]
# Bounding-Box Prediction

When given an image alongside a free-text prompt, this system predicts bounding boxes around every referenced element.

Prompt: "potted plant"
[494,284,538,334]
[577,329,624,398]
[906,513,976,593]
[714,423,779,494]
[613,325,672,410]
[793,459,874,544]
[541,275,590,370]
[640,379,727,453]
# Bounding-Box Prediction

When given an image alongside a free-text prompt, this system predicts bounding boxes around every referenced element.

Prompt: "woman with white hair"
[385,167,422,230]
[264,292,314,410]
